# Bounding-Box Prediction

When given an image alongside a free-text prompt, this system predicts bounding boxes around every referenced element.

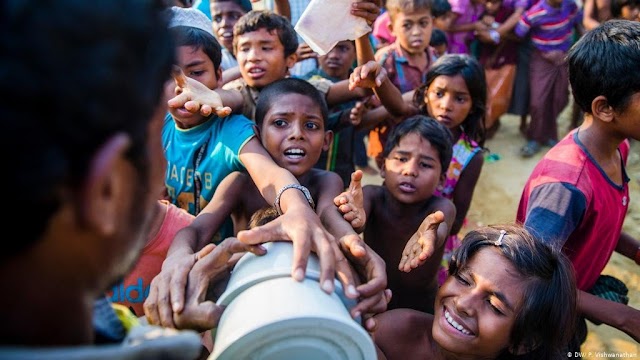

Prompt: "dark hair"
[382,115,453,173]
[0,0,175,259]
[169,26,223,72]
[413,54,487,147]
[449,225,577,360]
[233,10,298,58]
[211,0,253,13]
[432,0,452,18]
[568,20,640,114]
[385,0,433,21]
[430,28,448,47]
[255,78,329,127]
[249,206,280,228]
[610,0,640,18]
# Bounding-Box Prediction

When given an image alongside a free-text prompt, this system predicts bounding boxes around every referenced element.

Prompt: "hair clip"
[494,230,507,246]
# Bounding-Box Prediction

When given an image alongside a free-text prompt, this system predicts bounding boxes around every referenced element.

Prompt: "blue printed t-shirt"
[162,113,255,238]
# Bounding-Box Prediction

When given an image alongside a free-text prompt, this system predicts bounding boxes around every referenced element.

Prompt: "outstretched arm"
[578,290,640,342]
[238,137,337,292]
[398,200,456,272]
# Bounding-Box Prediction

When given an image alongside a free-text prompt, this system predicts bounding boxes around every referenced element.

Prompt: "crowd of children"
[2,0,639,359]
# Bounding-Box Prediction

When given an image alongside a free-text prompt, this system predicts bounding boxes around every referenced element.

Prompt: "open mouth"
[398,182,416,192]
[284,148,306,159]
[444,310,472,335]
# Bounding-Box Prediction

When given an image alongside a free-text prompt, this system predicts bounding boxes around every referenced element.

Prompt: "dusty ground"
[361,107,639,358]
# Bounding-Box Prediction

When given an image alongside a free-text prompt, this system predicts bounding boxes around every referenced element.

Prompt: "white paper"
[294,0,372,56]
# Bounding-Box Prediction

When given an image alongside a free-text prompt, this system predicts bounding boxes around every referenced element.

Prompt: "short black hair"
[233,10,298,58]
[169,26,223,72]
[610,0,640,18]
[385,0,433,22]
[430,28,448,47]
[568,20,640,113]
[255,78,329,127]
[432,0,452,18]
[382,115,453,173]
[1,0,175,259]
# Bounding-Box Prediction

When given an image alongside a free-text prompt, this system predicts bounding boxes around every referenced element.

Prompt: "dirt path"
[361,108,639,358]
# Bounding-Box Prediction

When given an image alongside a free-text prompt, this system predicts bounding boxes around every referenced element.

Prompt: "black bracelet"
[274,184,315,215]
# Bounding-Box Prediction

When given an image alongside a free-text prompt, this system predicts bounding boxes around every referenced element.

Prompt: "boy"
[517,20,640,346]
[222,8,376,121]
[429,28,449,59]
[209,0,253,84]
[368,0,436,165]
[514,0,583,157]
[162,6,341,314]
[149,78,389,332]
[341,115,456,314]
[0,0,204,357]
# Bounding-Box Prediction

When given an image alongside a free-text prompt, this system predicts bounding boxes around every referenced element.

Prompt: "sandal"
[520,140,541,158]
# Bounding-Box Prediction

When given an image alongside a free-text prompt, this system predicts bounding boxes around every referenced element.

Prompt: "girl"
[373,224,578,360]
[350,54,487,285]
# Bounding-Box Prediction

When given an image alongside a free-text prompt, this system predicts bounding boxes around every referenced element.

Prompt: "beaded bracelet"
[274,184,315,215]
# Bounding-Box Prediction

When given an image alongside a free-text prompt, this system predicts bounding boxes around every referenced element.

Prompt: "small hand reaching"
[398,211,445,272]
[167,66,232,118]
[334,170,366,234]
[349,61,388,91]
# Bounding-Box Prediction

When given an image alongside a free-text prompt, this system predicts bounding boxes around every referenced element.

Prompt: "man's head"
[233,10,298,89]
[386,0,434,55]
[1,0,174,342]
[255,78,332,177]
[568,20,640,140]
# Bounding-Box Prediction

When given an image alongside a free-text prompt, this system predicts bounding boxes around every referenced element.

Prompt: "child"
[367,0,437,165]
[513,0,583,157]
[350,54,487,285]
[430,28,449,59]
[476,0,519,138]
[340,115,457,313]
[222,9,374,121]
[517,19,640,346]
[373,224,578,360]
[209,0,253,84]
[147,78,389,331]
[582,0,613,30]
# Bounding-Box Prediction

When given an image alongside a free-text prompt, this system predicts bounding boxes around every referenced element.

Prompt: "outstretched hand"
[398,211,445,272]
[334,170,366,234]
[349,61,388,91]
[171,238,266,332]
[167,66,232,118]
[237,205,339,294]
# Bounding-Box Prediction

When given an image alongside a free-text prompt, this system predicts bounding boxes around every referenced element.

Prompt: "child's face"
[235,28,297,89]
[381,132,444,205]
[424,74,472,131]
[169,45,221,128]
[259,93,331,177]
[389,10,434,55]
[434,11,453,31]
[432,247,527,358]
[318,40,356,80]
[210,1,247,52]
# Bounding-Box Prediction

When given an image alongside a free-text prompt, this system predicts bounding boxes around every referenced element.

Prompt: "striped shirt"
[515,0,582,53]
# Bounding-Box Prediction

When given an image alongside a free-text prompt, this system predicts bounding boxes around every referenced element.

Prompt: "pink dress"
[447,0,485,54]
[435,133,482,285]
